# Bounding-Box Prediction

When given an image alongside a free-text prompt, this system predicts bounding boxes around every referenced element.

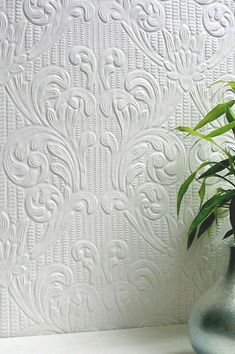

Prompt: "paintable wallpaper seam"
[0,0,234,338]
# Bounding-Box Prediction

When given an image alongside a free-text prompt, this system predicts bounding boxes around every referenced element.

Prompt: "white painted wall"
[0,0,234,337]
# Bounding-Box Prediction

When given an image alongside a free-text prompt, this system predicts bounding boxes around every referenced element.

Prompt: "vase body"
[188,246,235,354]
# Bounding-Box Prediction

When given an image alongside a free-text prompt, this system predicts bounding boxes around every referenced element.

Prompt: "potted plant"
[177,81,235,354]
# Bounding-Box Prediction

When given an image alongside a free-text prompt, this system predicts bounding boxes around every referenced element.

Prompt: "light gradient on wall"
[0,0,234,338]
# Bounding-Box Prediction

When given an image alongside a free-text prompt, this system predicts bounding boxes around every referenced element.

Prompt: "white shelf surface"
[0,324,194,354]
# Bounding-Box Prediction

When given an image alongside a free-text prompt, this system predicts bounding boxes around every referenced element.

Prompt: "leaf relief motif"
[203,3,235,38]
[3,129,49,188]
[100,68,186,252]
[163,24,206,92]
[71,239,129,287]
[102,259,165,326]
[103,281,140,322]
[0,212,29,288]
[102,240,128,283]
[69,46,96,89]
[9,264,99,333]
[99,0,164,66]
[23,0,95,59]
[4,65,98,260]
[99,48,125,90]
[0,11,26,86]
[71,241,99,285]
[130,0,165,33]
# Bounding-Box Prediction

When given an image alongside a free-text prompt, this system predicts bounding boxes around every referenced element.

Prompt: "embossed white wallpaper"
[0,0,234,338]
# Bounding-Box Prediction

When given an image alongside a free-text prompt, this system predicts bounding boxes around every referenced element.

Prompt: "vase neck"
[227,246,235,279]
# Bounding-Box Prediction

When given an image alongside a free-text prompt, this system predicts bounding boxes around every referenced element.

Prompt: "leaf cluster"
[177,81,235,249]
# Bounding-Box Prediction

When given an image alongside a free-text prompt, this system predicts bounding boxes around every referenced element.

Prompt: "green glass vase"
[188,245,235,354]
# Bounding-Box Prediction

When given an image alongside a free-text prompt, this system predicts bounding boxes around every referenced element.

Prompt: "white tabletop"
[0,324,194,354]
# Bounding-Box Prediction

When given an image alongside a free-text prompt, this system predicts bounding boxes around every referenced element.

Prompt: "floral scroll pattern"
[0,0,235,338]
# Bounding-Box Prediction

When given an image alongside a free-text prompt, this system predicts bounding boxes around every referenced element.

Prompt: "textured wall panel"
[0,0,234,338]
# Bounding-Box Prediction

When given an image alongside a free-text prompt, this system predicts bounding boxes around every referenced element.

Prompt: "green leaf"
[227,149,235,173]
[177,161,213,215]
[187,190,235,244]
[187,229,197,250]
[223,229,234,239]
[199,156,235,179]
[177,126,213,142]
[229,195,235,235]
[226,108,235,122]
[226,81,235,91]
[187,212,216,249]
[198,178,206,207]
[197,213,216,239]
[210,80,235,90]
[177,126,230,160]
[177,171,197,216]
[226,108,235,135]
[210,81,235,91]
[194,100,235,130]
[207,120,235,137]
